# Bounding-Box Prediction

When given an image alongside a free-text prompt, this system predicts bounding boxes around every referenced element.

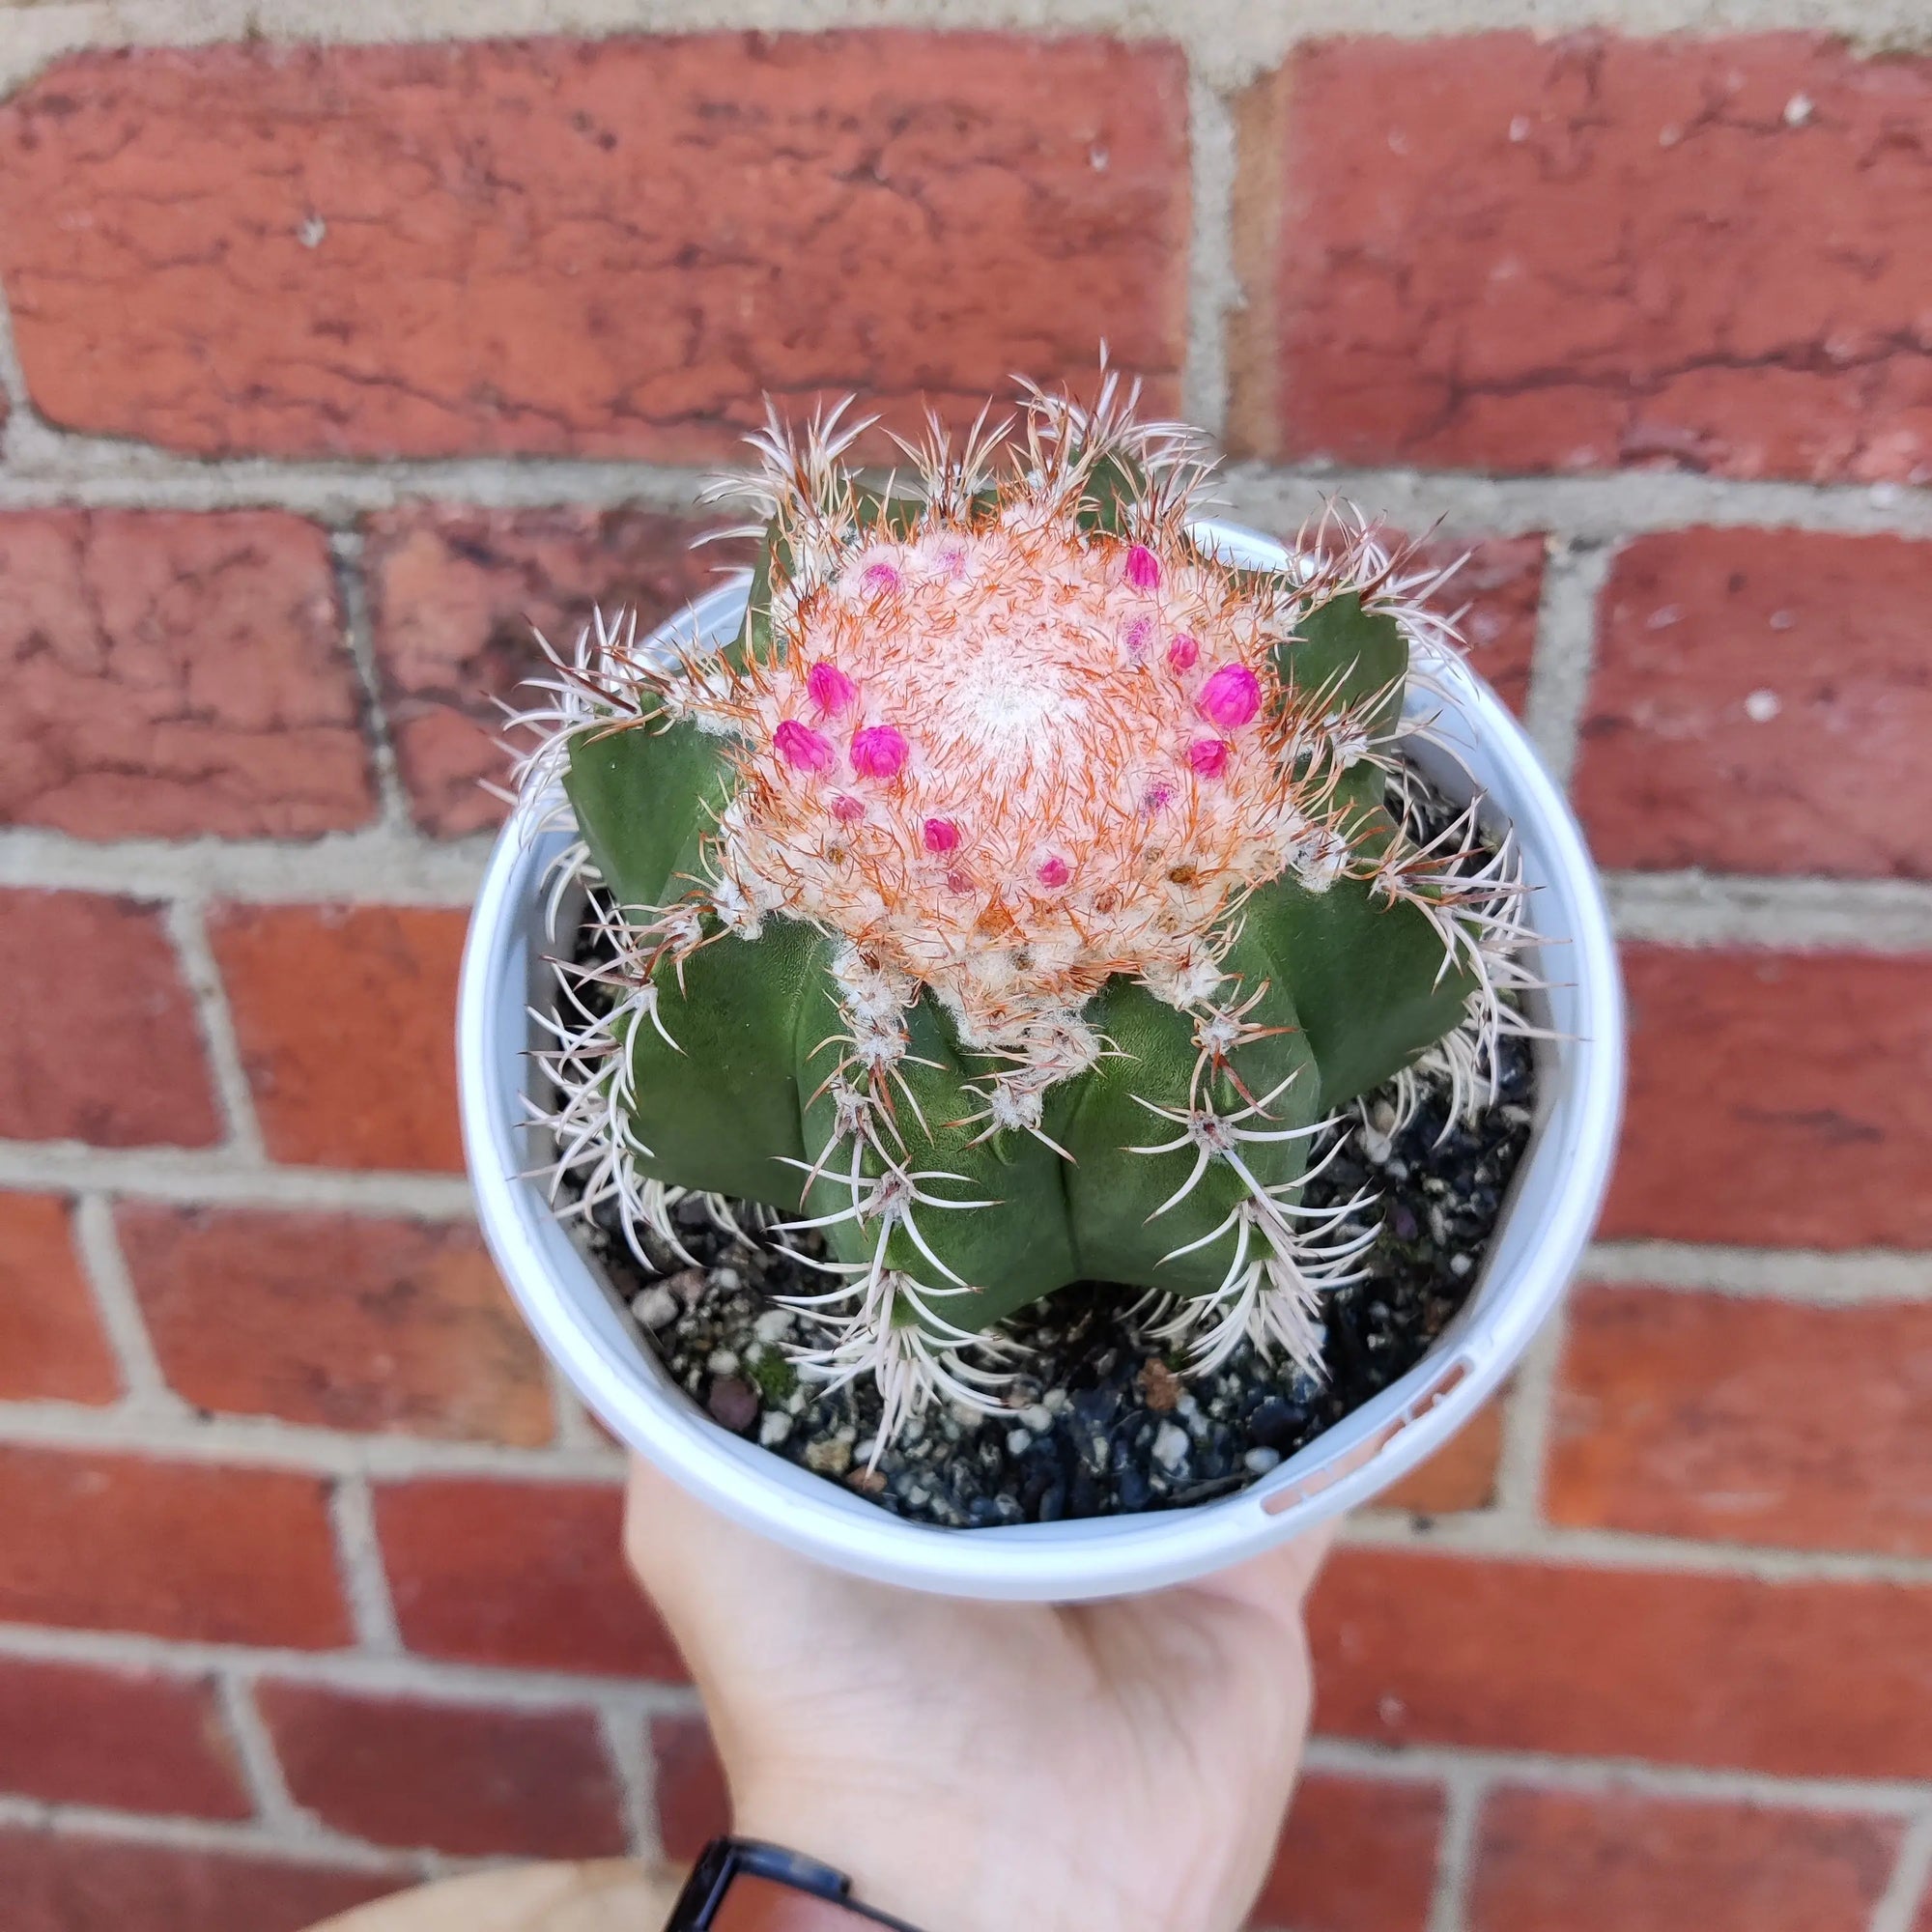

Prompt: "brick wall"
[0,7,1929,1931]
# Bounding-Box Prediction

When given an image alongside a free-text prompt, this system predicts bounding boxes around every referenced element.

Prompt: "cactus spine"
[520,374,1532,1440]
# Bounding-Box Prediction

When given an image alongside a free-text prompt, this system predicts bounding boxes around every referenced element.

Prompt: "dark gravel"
[571,1032,1533,1527]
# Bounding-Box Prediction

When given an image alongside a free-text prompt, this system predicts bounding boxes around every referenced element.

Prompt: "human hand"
[624,1457,1334,1932]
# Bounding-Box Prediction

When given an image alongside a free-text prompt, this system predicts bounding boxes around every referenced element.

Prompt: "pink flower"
[922,816,960,854]
[1167,633,1199,672]
[1125,544,1161,590]
[1197,663,1262,731]
[774,720,835,773]
[1188,737,1231,779]
[1036,854,1071,889]
[807,660,859,715]
[850,724,910,781]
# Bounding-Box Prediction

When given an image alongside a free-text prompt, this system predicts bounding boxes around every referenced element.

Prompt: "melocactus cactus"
[521,374,1532,1439]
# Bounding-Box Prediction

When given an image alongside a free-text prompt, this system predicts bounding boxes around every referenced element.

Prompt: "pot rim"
[457,517,1625,1600]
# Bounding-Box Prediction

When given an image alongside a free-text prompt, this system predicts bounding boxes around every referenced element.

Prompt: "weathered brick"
[0,510,371,840]
[1576,528,1932,878]
[1378,1395,1503,1516]
[0,37,1187,460]
[1234,34,1932,482]
[363,505,732,836]
[1550,1283,1932,1555]
[650,1712,730,1861]
[0,1446,349,1647]
[1469,1788,1899,1932]
[1408,533,1544,719]
[1252,1775,1444,1932]
[0,1656,249,1818]
[1605,948,1932,1249]
[0,890,220,1150]
[1311,1548,1932,1778]
[375,1477,683,1679]
[0,1193,120,1404]
[257,1682,627,1857]
[0,1829,398,1932]
[119,1205,551,1444]
[210,902,465,1172]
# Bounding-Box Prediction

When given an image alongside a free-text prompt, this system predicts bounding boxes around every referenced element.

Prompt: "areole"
[457,517,1625,1602]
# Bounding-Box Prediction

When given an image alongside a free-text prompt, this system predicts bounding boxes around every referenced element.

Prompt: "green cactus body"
[526,379,1527,1433]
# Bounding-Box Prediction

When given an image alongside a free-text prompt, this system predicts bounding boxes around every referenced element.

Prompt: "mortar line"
[1604,871,1932,952]
[212,1673,312,1833]
[1582,1240,1932,1302]
[328,1475,406,1654]
[1300,1737,1932,1815]
[66,1194,184,1412]
[329,526,414,835]
[546,1365,611,1452]
[5,442,1932,541]
[0,1397,624,1480]
[1423,1767,1487,1932]
[1870,1808,1932,1932]
[1522,535,1613,788]
[1181,66,1237,441]
[600,1705,662,1863]
[161,896,265,1159]
[0,1618,701,1717]
[1488,1309,1565,1529]
[0,1144,480,1217]
[0,1790,417,1873]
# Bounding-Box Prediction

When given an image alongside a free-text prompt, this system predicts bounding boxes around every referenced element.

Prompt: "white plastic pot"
[459,519,1624,1602]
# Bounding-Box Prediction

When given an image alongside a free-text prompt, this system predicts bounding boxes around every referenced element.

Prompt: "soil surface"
[572,1032,1534,1527]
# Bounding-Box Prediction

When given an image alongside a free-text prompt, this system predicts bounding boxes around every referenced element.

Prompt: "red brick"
[1409,533,1544,718]
[0,1193,119,1404]
[1234,34,1932,482]
[1310,1548,1932,1778]
[0,1656,248,1818]
[257,1682,627,1857]
[1251,1775,1444,1932]
[0,510,371,841]
[1577,528,1932,879]
[210,902,465,1172]
[0,1445,349,1647]
[0,37,1187,461]
[1378,1395,1503,1516]
[650,1712,729,1861]
[119,1205,551,1445]
[1605,948,1932,1249]
[1469,1788,1899,1932]
[1550,1283,1932,1555]
[363,505,734,836]
[0,890,219,1149]
[376,1478,683,1679]
[0,1829,399,1932]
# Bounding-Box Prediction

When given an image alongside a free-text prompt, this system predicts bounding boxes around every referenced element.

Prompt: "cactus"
[519,373,1533,1440]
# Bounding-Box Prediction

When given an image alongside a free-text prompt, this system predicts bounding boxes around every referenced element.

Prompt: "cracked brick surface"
[364,505,737,835]
[1234,33,1932,481]
[0,511,372,840]
[0,35,1187,460]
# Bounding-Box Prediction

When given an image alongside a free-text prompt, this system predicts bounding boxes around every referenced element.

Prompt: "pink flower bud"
[1036,854,1071,889]
[1143,779,1176,813]
[1125,544,1161,590]
[1123,614,1153,658]
[832,792,867,823]
[1197,664,1262,731]
[1188,736,1231,779]
[1167,633,1199,672]
[807,659,859,716]
[849,724,910,781]
[860,560,902,595]
[922,816,960,854]
[775,720,835,773]
[944,867,975,895]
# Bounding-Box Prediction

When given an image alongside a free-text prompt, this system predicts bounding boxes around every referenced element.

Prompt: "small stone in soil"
[706,1376,759,1435]
[1139,1360,1182,1412]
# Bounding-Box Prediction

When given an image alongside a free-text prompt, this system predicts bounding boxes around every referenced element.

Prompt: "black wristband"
[663,1837,926,1932]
